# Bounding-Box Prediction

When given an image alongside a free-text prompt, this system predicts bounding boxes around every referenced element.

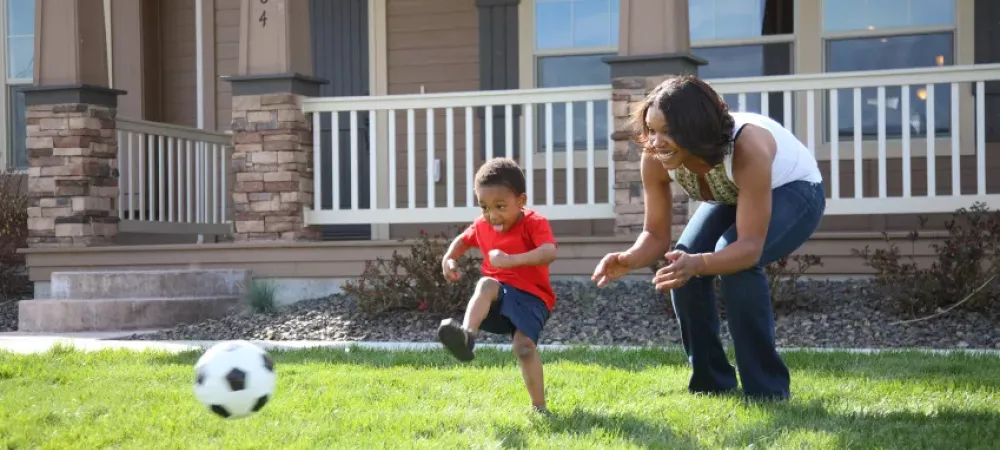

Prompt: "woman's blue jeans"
[671,180,826,400]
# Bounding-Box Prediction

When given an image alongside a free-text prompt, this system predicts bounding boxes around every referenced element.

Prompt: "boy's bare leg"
[463,278,500,332]
[513,331,546,411]
[438,278,499,361]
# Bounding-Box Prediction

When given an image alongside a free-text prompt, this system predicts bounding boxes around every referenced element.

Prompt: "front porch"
[18,64,1000,297]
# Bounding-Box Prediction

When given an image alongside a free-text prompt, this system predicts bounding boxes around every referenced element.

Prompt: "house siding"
[214,0,241,132]
[385,0,481,238]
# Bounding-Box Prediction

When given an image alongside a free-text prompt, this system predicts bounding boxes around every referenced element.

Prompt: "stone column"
[604,0,705,238]
[223,0,326,241]
[25,0,126,248]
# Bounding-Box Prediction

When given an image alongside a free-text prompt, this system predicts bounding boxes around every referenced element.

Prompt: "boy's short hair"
[475,157,526,196]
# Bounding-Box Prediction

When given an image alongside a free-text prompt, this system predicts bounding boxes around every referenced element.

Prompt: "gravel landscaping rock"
[120,279,1000,350]
[0,300,17,332]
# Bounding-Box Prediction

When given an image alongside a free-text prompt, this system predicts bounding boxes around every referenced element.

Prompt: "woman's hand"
[592,252,633,287]
[652,250,705,292]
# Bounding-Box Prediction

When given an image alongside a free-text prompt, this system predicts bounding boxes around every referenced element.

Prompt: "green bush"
[0,172,29,301]
[343,229,482,315]
[853,202,1000,317]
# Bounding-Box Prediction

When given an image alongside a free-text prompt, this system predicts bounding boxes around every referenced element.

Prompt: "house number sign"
[259,0,268,28]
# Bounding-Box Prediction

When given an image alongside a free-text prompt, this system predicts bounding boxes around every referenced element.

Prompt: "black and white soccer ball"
[193,340,276,419]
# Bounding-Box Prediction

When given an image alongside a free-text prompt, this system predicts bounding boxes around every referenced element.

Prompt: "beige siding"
[386,0,480,238]
[158,0,197,127]
[214,0,241,132]
[19,232,951,282]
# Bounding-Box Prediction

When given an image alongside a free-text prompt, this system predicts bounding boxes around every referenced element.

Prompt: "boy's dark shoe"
[532,405,552,416]
[437,318,476,362]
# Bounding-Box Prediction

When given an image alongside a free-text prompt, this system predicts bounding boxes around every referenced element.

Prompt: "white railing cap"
[708,63,1000,94]
[118,117,232,145]
[302,63,1000,113]
[302,85,611,113]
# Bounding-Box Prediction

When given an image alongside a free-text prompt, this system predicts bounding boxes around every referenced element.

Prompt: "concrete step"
[17,296,243,333]
[50,269,251,300]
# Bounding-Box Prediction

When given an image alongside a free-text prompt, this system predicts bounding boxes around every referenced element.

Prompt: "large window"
[6,0,33,171]
[823,0,955,139]
[692,0,795,125]
[534,0,617,152]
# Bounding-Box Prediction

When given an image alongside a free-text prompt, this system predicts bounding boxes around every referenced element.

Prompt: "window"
[533,0,618,152]
[691,0,794,124]
[6,0,34,171]
[823,0,955,139]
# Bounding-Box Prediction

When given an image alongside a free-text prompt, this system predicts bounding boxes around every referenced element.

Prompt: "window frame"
[520,0,797,170]
[521,0,617,171]
[518,0,976,166]
[0,0,34,173]
[817,0,966,152]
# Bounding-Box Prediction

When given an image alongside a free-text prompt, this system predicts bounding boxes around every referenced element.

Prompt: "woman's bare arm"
[623,152,675,269]
[698,124,774,275]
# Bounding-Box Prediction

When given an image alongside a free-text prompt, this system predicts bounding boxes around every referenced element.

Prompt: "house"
[6,0,1000,328]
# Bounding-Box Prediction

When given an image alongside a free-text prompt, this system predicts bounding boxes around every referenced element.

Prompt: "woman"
[591,75,825,401]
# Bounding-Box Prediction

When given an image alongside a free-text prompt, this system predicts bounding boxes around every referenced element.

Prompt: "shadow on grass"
[492,409,700,450]
[139,345,694,372]
[779,349,1000,392]
[723,400,1000,449]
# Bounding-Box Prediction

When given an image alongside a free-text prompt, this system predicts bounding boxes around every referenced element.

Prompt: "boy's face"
[475,185,527,233]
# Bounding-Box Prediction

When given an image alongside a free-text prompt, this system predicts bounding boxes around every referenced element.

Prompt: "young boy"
[437,157,558,413]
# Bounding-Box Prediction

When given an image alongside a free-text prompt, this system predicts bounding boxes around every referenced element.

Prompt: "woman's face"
[643,106,687,170]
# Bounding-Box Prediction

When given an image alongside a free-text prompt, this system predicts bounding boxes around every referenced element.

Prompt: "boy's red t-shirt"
[460,209,557,311]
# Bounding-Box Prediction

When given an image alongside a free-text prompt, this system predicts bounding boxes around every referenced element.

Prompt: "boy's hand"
[441,258,460,282]
[488,249,515,269]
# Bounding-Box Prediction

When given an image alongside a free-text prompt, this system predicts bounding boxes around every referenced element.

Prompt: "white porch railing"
[301,86,615,225]
[708,63,1000,215]
[301,63,1000,226]
[116,118,232,235]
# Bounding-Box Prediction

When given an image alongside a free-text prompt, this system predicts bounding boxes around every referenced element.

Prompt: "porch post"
[604,0,705,237]
[223,0,327,242]
[24,0,126,248]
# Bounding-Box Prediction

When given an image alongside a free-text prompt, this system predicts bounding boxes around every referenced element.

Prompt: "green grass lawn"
[2,345,1000,449]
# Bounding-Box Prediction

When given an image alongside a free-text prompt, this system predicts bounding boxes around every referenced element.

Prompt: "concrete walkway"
[3,331,1000,357]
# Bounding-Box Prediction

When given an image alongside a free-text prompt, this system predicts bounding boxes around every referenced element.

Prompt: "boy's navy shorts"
[480,282,551,345]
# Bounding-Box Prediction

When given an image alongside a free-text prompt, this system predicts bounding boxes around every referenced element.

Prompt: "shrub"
[649,252,824,315]
[343,229,482,315]
[0,171,29,301]
[852,202,1000,317]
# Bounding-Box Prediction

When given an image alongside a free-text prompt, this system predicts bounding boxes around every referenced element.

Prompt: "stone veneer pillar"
[224,73,327,242]
[605,55,706,238]
[23,85,126,247]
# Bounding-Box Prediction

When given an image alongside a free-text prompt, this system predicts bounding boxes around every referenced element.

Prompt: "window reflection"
[535,0,619,50]
[695,43,793,125]
[826,33,954,138]
[823,0,954,32]
[690,0,793,41]
[537,54,612,151]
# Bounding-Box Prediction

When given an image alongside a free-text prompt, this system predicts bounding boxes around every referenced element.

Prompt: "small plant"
[245,280,278,314]
[853,202,1000,317]
[0,171,29,301]
[765,254,824,310]
[343,228,482,315]
[649,252,823,315]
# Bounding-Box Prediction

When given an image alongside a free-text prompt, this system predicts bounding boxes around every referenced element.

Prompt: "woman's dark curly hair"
[629,74,736,167]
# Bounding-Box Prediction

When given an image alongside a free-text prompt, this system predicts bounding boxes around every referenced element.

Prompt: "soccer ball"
[193,340,276,419]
